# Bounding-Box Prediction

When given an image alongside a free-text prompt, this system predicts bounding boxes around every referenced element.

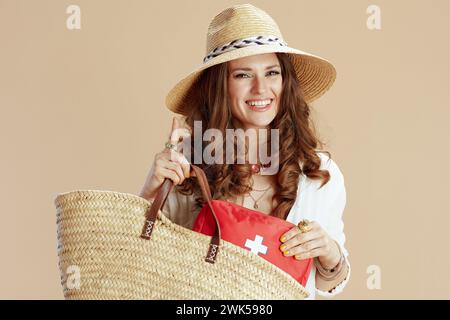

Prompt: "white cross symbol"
[244,235,268,256]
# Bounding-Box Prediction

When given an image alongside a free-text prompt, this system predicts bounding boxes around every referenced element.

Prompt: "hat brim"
[165,45,336,116]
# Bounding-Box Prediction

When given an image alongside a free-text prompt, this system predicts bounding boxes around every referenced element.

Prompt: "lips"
[245,99,273,112]
[246,99,273,107]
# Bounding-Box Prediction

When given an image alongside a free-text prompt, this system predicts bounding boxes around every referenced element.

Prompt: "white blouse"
[161,152,350,299]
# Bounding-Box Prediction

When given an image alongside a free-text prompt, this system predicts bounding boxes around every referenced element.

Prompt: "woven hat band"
[203,35,288,63]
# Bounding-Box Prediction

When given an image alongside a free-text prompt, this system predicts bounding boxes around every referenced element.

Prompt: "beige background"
[1,0,449,299]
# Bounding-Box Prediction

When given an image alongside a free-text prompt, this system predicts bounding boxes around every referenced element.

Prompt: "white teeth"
[246,99,272,107]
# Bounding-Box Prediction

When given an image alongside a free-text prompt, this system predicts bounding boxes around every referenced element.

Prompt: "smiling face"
[227,53,283,131]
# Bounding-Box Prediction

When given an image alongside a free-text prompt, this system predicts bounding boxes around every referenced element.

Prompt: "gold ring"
[297,219,312,233]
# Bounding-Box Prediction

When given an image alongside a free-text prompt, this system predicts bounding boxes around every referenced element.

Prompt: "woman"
[139,4,350,299]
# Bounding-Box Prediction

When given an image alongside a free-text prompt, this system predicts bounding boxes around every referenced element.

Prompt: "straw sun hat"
[165,3,337,116]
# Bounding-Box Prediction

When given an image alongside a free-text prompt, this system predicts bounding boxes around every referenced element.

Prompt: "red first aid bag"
[192,194,313,287]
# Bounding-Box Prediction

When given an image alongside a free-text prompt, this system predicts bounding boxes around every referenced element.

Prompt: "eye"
[267,70,280,76]
[235,73,250,79]
[234,71,280,79]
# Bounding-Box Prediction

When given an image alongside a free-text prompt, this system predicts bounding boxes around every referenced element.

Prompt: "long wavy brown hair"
[176,52,331,220]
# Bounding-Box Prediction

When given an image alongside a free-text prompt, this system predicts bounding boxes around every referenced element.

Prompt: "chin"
[233,105,278,129]
[243,117,275,129]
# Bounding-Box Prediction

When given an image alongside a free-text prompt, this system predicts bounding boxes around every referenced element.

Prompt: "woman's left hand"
[279,220,340,269]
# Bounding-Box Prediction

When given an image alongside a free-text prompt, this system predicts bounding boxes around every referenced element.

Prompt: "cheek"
[229,82,246,99]
[274,83,282,107]
[228,83,247,109]
[275,79,283,95]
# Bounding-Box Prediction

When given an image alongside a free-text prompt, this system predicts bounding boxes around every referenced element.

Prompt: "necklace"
[247,185,271,209]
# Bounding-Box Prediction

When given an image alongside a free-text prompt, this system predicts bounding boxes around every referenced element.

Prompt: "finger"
[279,230,321,253]
[280,220,320,243]
[163,160,186,185]
[157,158,184,183]
[176,116,192,134]
[294,248,326,261]
[279,226,300,243]
[164,150,190,178]
[169,116,190,135]
[169,116,191,145]
[282,238,325,257]
[279,222,314,243]
[178,153,191,178]
[159,167,181,185]
[161,147,180,161]
[168,116,179,141]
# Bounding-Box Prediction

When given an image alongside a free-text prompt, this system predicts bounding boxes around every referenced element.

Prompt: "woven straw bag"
[54,165,309,299]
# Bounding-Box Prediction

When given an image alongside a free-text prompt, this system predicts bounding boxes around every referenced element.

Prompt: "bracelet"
[314,240,345,280]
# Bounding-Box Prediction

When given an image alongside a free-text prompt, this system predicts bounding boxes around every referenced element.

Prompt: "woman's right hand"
[139,117,191,200]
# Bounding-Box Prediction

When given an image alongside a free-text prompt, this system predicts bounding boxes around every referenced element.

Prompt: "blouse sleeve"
[314,156,351,298]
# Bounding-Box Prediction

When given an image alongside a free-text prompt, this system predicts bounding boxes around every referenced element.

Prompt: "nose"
[252,75,268,95]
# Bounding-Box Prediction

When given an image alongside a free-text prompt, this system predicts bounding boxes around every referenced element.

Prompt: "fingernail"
[283,250,289,256]
[280,244,287,251]
[295,255,301,260]
[280,236,286,243]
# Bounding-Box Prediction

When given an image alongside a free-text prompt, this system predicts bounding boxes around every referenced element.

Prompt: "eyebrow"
[230,64,281,72]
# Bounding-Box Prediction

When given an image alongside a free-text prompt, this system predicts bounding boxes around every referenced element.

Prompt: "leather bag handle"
[140,164,221,264]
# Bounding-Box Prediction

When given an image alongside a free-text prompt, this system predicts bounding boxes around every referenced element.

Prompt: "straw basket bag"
[54,165,309,299]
